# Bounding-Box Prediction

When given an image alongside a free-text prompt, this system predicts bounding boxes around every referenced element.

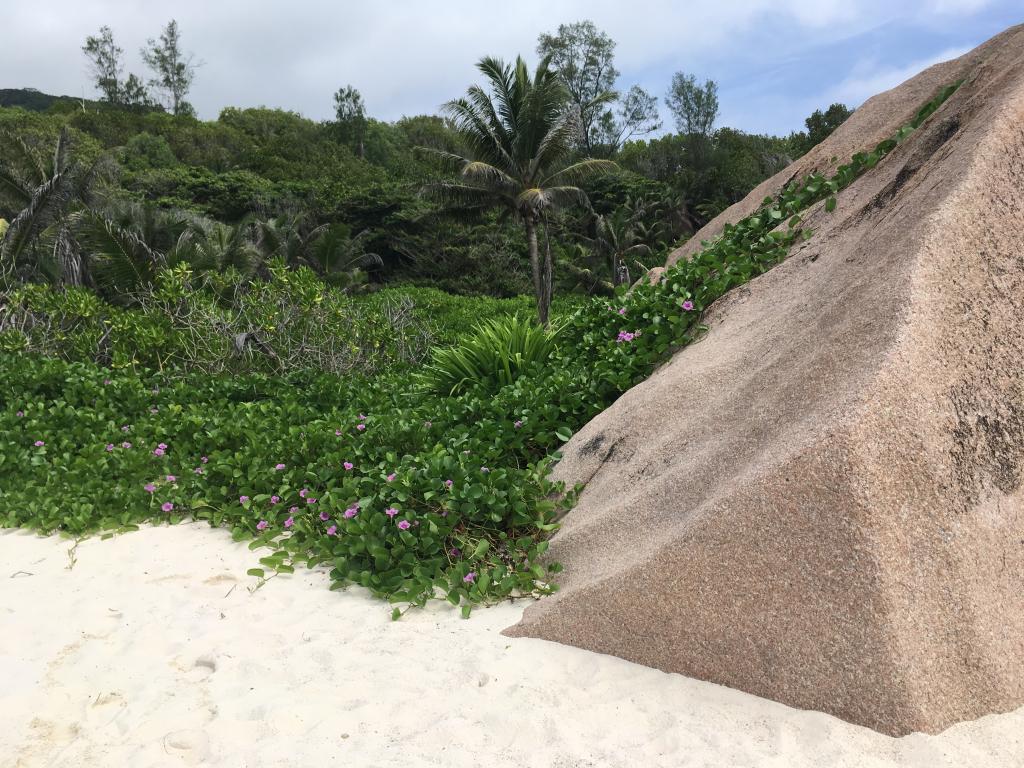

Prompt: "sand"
[2,524,1021,768]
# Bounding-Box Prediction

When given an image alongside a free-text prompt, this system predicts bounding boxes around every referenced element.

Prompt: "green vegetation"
[1,17,954,616]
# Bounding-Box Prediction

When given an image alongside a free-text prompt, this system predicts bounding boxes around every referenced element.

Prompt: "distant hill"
[0,87,96,112]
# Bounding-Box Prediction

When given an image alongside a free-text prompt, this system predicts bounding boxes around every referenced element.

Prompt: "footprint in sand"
[163,729,211,764]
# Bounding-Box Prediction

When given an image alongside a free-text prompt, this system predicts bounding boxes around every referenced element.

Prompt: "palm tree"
[419,55,616,325]
[255,215,382,290]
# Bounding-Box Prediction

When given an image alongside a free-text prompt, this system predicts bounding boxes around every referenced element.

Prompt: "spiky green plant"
[419,55,617,326]
[419,314,559,397]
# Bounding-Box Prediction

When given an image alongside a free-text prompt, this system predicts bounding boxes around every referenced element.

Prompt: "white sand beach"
[2,524,1021,768]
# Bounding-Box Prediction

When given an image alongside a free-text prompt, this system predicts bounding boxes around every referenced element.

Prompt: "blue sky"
[2,1,1020,136]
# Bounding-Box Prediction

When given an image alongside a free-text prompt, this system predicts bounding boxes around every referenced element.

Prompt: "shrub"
[420,315,559,397]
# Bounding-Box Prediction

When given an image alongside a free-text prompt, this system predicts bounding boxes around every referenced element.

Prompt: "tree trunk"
[540,219,553,327]
[525,215,543,325]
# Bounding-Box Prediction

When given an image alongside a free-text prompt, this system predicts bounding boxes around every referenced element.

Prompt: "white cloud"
[825,46,970,106]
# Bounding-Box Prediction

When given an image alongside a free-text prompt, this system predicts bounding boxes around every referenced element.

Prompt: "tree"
[141,20,198,116]
[665,73,719,136]
[121,74,155,109]
[792,103,853,155]
[537,21,659,156]
[333,85,367,157]
[419,55,616,325]
[82,26,124,103]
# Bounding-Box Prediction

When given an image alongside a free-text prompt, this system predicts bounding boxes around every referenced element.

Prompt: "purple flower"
[105,444,115,452]
[274,463,286,470]
[256,520,268,531]
[385,507,399,518]
[514,420,523,429]
[284,517,294,529]
[617,307,627,315]
[616,331,636,343]
[166,475,176,483]
[121,425,130,432]
[444,479,453,489]
[103,378,111,385]
[299,488,308,498]
[306,497,317,504]
[122,442,132,449]
[270,495,280,504]
[144,483,156,493]
[397,520,411,530]
[356,423,366,432]
[343,506,359,519]
[289,506,299,514]
[343,462,354,471]
[33,440,45,447]
[335,429,342,436]
[158,443,167,450]
[319,510,330,521]
[201,456,208,464]
[326,525,337,536]
[682,300,695,311]
[480,467,489,473]
[153,448,165,457]
[358,413,367,421]
[386,473,396,482]
[161,502,174,513]
[463,572,476,584]
[449,547,461,558]
[16,410,24,418]
[193,467,204,474]
[239,495,250,504]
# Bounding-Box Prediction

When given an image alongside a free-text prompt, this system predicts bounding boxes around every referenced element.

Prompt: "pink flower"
[270,495,280,504]
[463,572,476,584]
[682,300,695,311]
[514,420,523,429]
[397,520,411,530]
[299,488,308,498]
[326,525,337,536]
[144,483,156,493]
[444,479,453,489]
[16,410,24,417]
[335,429,343,436]
[122,442,132,449]
[193,467,204,474]
[385,507,399,518]
[166,475,176,483]
[161,502,174,513]
[274,463,286,470]
[103,379,111,385]
[150,407,158,414]
[105,444,115,452]
[616,331,637,343]
[617,307,627,315]
[356,423,366,431]
[319,511,330,521]
[306,497,317,504]
[358,413,367,421]
[239,495,250,504]
[343,462,354,471]
[289,506,299,514]
[201,456,208,464]
[343,506,359,519]
[158,443,167,450]
[33,440,44,447]
[256,520,268,531]
[284,517,294,529]
[121,425,130,432]
[449,547,461,558]
[386,473,396,482]
[153,448,165,457]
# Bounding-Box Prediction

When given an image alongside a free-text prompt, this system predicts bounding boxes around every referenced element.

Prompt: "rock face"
[506,25,1024,736]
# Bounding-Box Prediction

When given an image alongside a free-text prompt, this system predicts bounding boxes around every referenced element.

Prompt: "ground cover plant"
[0,79,961,615]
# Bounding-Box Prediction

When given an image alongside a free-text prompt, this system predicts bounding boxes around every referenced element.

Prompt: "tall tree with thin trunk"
[665,72,719,137]
[141,20,198,116]
[83,26,124,104]
[419,55,616,325]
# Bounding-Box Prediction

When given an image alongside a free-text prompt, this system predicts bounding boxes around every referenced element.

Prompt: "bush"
[420,315,559,397]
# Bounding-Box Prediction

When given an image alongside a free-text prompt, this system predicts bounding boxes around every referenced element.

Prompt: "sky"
[2,1,1021,136]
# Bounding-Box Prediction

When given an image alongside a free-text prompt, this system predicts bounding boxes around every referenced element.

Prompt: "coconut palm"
[419,55,616,325]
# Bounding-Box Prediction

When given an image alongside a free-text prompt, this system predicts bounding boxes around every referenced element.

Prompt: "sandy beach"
[2,523,1021,768]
